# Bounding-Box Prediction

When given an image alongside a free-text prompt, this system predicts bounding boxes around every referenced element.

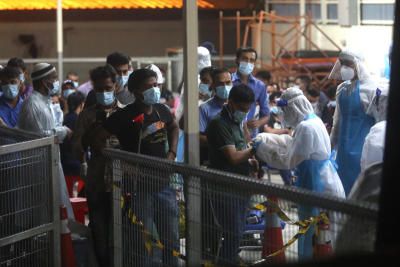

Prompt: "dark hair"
[0,66,21,80]
[90,65,117,84]
[211,68,230,84]
[236,47,258,60]
[296,75,311,86]
[127,68,157,93]
[306,87,320,98]
[255,70,272,81]
[229,84,255,104]
[326,85,337,100]
[7,57,26,71]
[199,66,216,79]
[66,71,78,78]
[269,91,282,103]
[161,89,174,101]
[106,52,130,68]
[67,91,85,112]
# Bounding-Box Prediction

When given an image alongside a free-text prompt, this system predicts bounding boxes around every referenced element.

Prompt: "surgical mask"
[142,86,161,105]
[340,66,355,81]
[311,102,318,111]
[73,81,79,88]
[50,81,60,95]
[327,100,336,108]
[51,103,63,127]
[117,75,129,87]
[270,106,281,115]
[1,84,19,99]
[96,91,115,106]
[238,62,254,76]
[63,89,75,98]
[215,85,232,100]
[199,83,211,96]
[19,73,25,83]
[233,110,247,123]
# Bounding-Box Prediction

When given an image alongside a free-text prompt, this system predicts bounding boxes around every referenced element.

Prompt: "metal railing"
[0,127,61,267]
[104,148,378,267]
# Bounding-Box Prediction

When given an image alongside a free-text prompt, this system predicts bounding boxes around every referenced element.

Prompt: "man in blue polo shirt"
[199,68,232,156]
[0,66,24,128]
[232,47,269,138]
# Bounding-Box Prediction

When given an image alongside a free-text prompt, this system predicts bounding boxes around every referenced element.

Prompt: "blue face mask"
[143,87,161,105]
[1,84,19,100]
[73,81,79,88]
[270,106,282,115]
[238,62,254,76]
[199,83,211,96]
[233,110,248,123]
[19,73,25,83]
[50,81,60,95]
[96,91,115,106]
[117,75,129,87]
[215,85,232,100]
[63,89,75,98]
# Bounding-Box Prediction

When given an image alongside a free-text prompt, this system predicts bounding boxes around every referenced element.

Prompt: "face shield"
[329,50,370,82]
[278,87,314,128]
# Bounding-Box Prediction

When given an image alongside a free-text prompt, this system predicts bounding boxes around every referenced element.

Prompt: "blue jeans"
[124,186,179,267]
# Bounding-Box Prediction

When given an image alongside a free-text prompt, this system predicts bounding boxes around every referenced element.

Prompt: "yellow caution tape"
[253,199,330,258]
[120,194,182,258]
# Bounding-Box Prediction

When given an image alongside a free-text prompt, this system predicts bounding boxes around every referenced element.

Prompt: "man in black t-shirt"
[104,68,179,266]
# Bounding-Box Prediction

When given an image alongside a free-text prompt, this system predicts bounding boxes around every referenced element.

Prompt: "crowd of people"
[0,46,388,266]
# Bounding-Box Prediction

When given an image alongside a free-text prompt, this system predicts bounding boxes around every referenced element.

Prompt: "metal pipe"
[236,11,241,49]
[219,11,224,67]
[183,1,201,265]
[56,0,63,83]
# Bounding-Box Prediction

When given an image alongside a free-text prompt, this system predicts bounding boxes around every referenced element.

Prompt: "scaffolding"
[219,10,342,90]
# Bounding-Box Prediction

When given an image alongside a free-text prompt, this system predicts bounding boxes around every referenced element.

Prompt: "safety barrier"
[104,148,378,267]
[0,127,61,267]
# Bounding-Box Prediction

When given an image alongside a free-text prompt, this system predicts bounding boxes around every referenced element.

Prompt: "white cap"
[31,63,56,81]
[145,64,164,84]
[198,46,211,72]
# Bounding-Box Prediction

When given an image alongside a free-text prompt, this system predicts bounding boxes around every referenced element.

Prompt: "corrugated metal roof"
[0,0,215,10]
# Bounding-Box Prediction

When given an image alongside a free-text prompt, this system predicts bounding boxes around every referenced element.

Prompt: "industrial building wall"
[257,23,393,76]
[0,19,236,58]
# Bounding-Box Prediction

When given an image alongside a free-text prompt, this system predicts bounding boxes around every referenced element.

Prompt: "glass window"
[271,4,299,16]
[306,3,321,20]
[327,4,338,20]
[361,4,394,21]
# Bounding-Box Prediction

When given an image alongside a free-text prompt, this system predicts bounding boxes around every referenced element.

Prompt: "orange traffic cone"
[60,205,77,267]
[262,196,286,263]
[313,216,333,259]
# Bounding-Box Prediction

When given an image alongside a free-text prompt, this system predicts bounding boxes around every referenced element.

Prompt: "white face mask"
[340,66,355,81]
[311,102,318,111]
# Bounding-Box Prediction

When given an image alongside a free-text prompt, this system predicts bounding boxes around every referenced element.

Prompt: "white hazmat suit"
[254,87,345,260]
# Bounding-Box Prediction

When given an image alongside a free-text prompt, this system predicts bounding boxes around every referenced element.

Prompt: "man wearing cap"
[17,63,74,219]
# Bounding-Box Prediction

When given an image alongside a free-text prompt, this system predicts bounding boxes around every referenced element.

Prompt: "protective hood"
[198,46,211,72]
[329,49,371,82]
[145,64,165,84]
[279,87,314,128]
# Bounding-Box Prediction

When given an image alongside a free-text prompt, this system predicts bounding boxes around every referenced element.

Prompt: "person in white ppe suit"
[253,87,345,260]
[335,120,386,253]
[17,63,74,219]
[329,49,388,196]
